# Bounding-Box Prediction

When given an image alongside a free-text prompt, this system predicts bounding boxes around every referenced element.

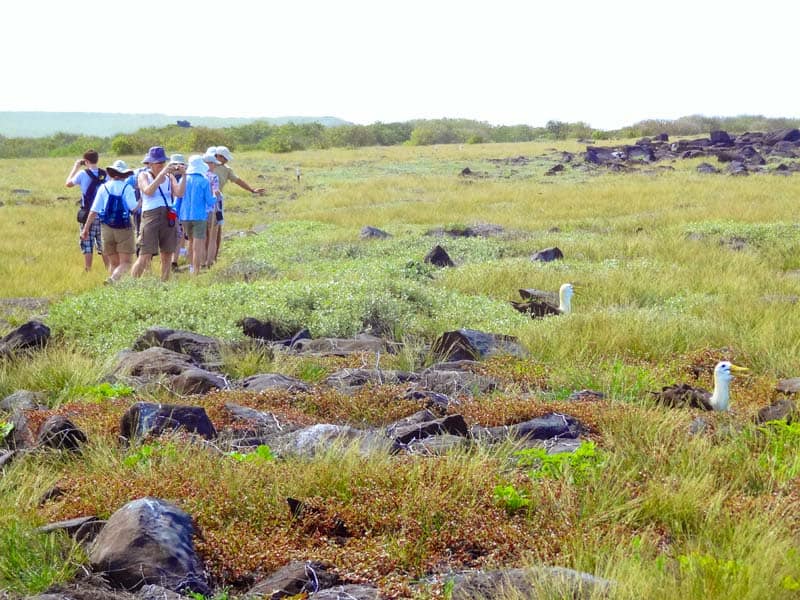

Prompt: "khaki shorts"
[139,206,178,256]
[101,225,134,255]
[183,220,207,239]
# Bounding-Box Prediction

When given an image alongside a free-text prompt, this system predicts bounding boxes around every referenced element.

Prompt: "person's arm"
[80,211,98,240]
[231,174,265,195]
[171,173,186,199]
[66,162,83,187]
[139,169,168,197]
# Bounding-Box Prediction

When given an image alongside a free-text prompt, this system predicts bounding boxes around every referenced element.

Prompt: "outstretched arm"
[231,175,265,195]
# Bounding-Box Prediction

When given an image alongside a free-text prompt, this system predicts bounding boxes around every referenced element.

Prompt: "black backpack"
[81,168,108,210]
[100,183,131,229]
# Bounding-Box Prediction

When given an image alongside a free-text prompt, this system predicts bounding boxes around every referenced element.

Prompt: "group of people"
[67,146,265,282]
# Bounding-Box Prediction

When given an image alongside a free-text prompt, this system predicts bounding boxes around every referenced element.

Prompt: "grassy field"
[1,142,800,598]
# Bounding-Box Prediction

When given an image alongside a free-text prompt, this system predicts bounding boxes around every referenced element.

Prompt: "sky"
[4,0,800,130]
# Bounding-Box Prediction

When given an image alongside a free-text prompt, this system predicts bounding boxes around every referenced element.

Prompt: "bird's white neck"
[709,375,731,411]
[559,291,572,314]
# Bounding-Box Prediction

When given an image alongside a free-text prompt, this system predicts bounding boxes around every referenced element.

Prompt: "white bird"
[651,361,749,411]
[511,283,575,317]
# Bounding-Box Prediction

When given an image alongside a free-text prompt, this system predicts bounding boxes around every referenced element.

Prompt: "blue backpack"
[100,183,131,229]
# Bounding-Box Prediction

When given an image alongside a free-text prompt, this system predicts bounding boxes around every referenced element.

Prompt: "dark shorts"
[139,206,178,256]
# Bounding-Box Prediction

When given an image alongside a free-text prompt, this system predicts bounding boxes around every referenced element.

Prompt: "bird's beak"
[730,364,749,373]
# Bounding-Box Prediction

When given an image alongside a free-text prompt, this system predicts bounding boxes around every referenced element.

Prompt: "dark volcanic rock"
[696,162,720,174]
[119,402,217,443]
[0,320,50,358]
[36,415,87,451]
[112,347,197,378]
[89,497,209,594]
[239,317,293,341]
[710,130,733,145]
[431,329,528,362]
[531,246,564,262]
[424,245,455,267]
[777,377,800,394]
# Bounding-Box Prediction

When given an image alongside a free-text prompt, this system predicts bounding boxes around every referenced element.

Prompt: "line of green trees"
[1,115,798,159]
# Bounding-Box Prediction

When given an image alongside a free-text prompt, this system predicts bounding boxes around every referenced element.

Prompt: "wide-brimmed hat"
[143,146,168,164]
[215,146,233,162]
[185,154,209,176]
[202,152,220,165]
[106,159,134,177]
[205,146,217,156]
[169,153,186,165]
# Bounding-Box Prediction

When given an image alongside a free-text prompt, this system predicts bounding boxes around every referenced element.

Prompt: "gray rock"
[293,334,389,356]
[112,347,197,378]
[0,390,46,412]
[132,327,221,366]
[405,434,469,455]
[310,585,380,600]
[272,424,389,458]
[419,369,498,397]
[756,399,796,424]
[449,566,613,600]
[360,226,391,239]
[777,378,800,394]
[387,411,469,447]
[473,413,584,444]
[246,560,340,598]
[89,497,209,594]
[324,368,418,389]
[240,373,309,393]
[137,585,185,600]
[170,368,226,395]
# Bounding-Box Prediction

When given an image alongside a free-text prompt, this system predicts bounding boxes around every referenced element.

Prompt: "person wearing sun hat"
[173,155,215,275]
[201,152,223,268]
[205,145,265,265]
[131,146,187,281]
[80,160,139,283]
[167,153,188,270]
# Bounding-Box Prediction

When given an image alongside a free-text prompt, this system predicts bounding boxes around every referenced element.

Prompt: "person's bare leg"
[131,254,152,278]
[192,236,206,275]
[159,252,172,281]
[205,219,217,267]
[112,254,132,281]
[83,252,93,272]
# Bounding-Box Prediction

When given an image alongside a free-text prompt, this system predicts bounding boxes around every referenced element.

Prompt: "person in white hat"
[207,145,265,264]
[174,155,215,275]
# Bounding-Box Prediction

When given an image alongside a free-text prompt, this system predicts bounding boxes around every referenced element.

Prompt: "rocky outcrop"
[0,320,50,358]
[89,497,209,594]
[119,402,217,443]
[448,566,613,600]
[431,329,528,362]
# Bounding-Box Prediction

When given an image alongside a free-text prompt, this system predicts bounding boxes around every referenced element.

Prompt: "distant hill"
[0,112,351,138]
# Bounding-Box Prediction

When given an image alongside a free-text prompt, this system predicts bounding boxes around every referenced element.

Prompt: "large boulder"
[0,389,46,412]
[431,329,528,362]
[131,327,221,366]
[473,413,585,444]
[424,245,455,267]
[386,410,469,449]
[0,320,50,358]
[89,497,209,594]
[112,347,196,378]
[119,402,217,443]
[271,424,388,458]
[170,368,226,395]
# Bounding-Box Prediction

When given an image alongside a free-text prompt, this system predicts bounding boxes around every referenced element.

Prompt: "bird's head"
[559,283,574,300]
[714,361,749,384]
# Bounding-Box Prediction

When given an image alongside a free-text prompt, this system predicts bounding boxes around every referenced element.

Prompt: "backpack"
[100,183,131,229]
[81,168,108,210]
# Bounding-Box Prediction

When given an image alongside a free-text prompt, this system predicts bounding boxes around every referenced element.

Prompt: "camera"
[79,159,86,166]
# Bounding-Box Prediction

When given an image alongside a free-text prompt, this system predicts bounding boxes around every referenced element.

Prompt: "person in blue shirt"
[174,155,215,275]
